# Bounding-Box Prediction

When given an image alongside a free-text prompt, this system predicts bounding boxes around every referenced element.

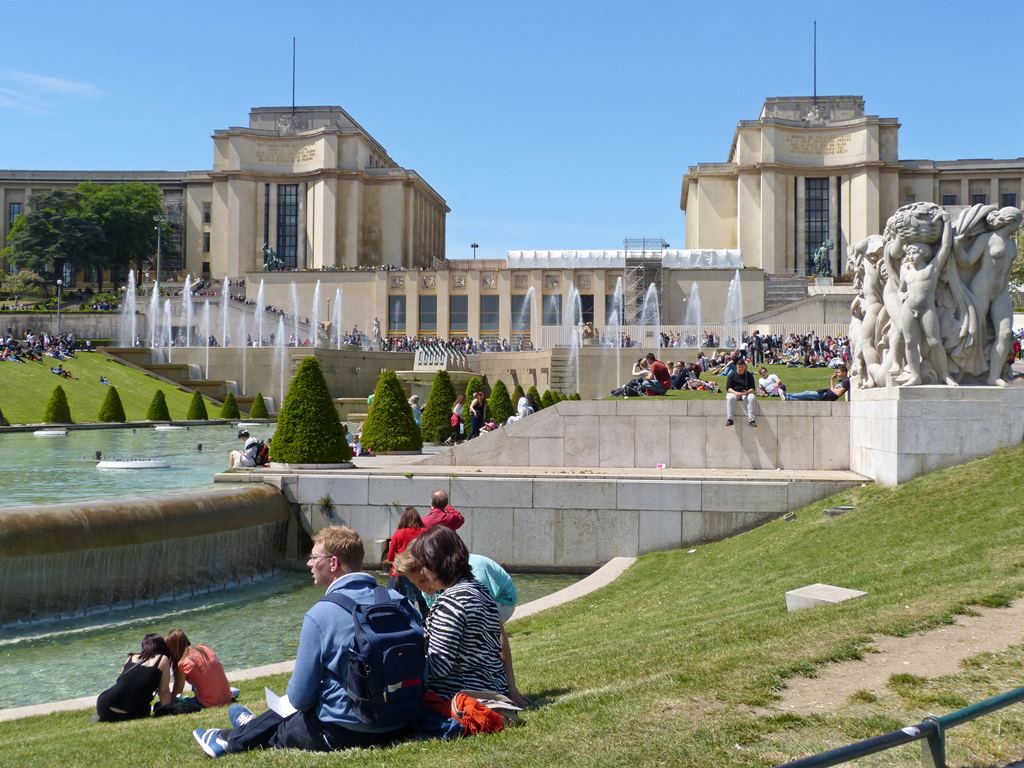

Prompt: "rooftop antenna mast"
[291,37,296,114]
[813,21,817,101]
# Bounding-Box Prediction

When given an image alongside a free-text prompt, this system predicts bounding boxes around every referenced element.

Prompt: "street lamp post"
[55,279,63,338]
[471,242,479,259]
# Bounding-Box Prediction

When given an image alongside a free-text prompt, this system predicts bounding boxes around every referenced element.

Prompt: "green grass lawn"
[0,352,219,424]
[611,363,836,399]
[3,443,1024,766]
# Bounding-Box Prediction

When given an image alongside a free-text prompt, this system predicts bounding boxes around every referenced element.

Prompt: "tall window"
[263,185,270,248]
[449,295,468,335]
[202,201,211,225]
[511,294,530,332]
[8,202,22,226]
[388,295,406,334]
[480,295,499,336]
[202,232,211,253]
[805,178,829,273]
[276,184,298,268]
[542,295,561,326]
[579,295,595,325]
[418,295,437,334]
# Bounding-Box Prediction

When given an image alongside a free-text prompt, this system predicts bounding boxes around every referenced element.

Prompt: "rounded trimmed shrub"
[145,390,171,421]
[510,383,525,406]
[186,390,209,420]
[98,386,127,423]
[541,389,556,408]
[220,391,241,419]
[421,369,456,443]
[464,375,486,402]
[487,379,514,425]
[44,385,73,424]
[248,392,269,418]
[270,356,351,464]
[361,369,422,452]
[527,385,543,410]
[0,406,9,427]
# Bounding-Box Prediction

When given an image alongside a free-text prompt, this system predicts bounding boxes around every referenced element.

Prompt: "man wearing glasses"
[193,526,421,757]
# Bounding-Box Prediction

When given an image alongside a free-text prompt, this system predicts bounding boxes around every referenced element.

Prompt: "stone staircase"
[101,348,231,404]
[763,273,809,310]
[548,348,576,395]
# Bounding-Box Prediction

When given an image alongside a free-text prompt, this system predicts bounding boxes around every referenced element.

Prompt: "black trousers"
[223,709,401,753]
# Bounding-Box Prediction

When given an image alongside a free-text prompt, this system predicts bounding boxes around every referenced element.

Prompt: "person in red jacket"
[423,489,465,530]
[387,506,428,614]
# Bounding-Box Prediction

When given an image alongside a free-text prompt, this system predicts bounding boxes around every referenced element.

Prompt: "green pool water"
[0,571,579,709]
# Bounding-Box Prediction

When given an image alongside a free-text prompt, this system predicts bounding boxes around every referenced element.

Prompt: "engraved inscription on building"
[253,141,319,165]
[784,133,853,157]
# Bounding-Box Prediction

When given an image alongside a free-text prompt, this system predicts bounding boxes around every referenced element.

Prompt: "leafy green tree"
[270,357,351,464]
[421,369,456,443]
[186,390,208,420]
[527,385,543,410]
[510,383,525,405]
[0,269,47,298]
[43,385,73,424]
[5,189,105,282]
[464,375,486,402]
[145,389,171,421]
[248,393,269,418]
[487,379,514,425]
[541,389,556,408]
[361,369,422,452]
[79,182,164,285]
[219,391,241,419]
[97,386,127,423]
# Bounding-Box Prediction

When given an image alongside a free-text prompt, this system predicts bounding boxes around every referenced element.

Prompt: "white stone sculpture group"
[849,201,1022,388]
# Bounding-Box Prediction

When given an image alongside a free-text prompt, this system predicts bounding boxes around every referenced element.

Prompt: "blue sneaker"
[193,728,228,758]
[228,703,254,728]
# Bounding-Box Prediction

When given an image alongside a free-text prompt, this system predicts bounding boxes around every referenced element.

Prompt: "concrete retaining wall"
[422,399,850,471]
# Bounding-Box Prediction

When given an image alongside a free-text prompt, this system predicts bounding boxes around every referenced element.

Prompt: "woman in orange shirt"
[154,629,234,716]
[387,506,428,614]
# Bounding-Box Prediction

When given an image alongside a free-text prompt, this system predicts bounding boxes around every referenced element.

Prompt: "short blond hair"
[393,549,421,576]
[312,526,364,570]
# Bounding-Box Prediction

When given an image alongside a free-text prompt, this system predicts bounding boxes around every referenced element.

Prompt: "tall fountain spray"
[311,280,321,349]
[202,300,211,377]
[119,269,137,347]
[564,283,583,396]
[640,284,661,353]
[162,299,173,363]
[221,276,231,347]
[333,287,343,349]
[274,315,287,408]
[148,281,160,350]
[254,279,266,347]
[606,277,624,389]
[685,282,703,350]
[289,282,299,346]
[724,270,744,349]
[181,275,194,347]
[515,286,536,348]
[240,313,248,394]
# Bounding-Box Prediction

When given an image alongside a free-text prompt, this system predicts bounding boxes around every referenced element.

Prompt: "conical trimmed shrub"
[146,390,171,421]
[527,386,543,410]
[44,385,73,424]
[361,369,422,452]
[487,379,514,425]
[248,392,269,418]
[0,406,9,427]
[270,357,351,464]
[510,383,525,405]
[220,391,241,419]
[464,375,486,402]
[541,389,556,408]
[571,392,581,400]
[186,390,208,420]
[422,369,456,443]
[98,386,127,423]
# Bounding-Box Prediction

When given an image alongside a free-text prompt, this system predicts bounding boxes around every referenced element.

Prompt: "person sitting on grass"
[155,629,236,716]
[96,634,174,722]
[684,364,719,392]
[640,352,672,396]
[756,367,787,398]
[784,364,850,401]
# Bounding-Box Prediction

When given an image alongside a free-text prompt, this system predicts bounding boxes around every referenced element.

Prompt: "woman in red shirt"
[387,506,428,614]
[154,629,233,716]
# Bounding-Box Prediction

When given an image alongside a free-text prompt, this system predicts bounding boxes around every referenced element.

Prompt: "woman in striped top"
[400,526,508,700]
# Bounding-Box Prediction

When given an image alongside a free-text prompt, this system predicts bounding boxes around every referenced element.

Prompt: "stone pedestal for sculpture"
[850,385,1024,485]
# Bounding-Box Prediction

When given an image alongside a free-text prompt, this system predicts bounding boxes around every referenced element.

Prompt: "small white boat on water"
[153,425,187,431]
[235,422,260,429]
[97,459,171,469]
[33,429,68,437]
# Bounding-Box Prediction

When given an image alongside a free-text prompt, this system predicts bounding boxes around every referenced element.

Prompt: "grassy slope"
[0,352,218,424]
[4,445,1024,766]
[615,363,834,400]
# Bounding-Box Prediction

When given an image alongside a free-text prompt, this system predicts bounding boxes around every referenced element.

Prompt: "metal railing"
[777,685,1024,768]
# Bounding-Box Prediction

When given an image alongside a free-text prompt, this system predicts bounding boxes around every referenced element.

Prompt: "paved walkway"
[0,557,635,723]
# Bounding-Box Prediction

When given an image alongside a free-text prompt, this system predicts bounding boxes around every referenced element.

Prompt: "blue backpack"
[319,587,425,727]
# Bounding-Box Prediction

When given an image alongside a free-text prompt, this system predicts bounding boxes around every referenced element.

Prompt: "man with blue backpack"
[193,526,424,758]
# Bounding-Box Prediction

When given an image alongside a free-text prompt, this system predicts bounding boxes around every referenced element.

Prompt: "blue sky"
[2,1,1021,260]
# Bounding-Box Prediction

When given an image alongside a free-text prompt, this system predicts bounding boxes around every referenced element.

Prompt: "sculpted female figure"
[954,206,1023,386]
[848,235,885,387]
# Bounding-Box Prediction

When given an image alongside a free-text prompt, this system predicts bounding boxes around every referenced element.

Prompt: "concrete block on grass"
[785,583,867,612]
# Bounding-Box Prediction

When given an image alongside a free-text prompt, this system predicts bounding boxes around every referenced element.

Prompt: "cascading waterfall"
[640,284,661,353]
[311,280,321,349]
[221,276,231,348]
[202,300,211,378]
[255,279,265,347]
[724,270,744,349]
[182,275,193,347]
[685,282,703,350]
[290,282,299,347]
[148,281,160,350]
[333,287,343,349]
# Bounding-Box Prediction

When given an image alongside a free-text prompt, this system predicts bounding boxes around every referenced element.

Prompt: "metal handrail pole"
[936,685,1024,730]
[776,722,937,768]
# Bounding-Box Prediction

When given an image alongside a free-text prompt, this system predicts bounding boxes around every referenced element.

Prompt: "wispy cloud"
[0,70,100,114]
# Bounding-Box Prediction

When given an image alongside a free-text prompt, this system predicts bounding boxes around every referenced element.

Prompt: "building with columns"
[681,96,1024,277]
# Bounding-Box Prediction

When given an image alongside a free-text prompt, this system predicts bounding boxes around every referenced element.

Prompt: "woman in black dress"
[96,633,174,721]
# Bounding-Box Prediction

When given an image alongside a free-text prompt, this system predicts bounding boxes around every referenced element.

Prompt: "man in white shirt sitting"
[756,367,787,398]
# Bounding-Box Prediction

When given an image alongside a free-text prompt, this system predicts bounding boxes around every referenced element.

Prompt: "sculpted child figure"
[897,210,957,386]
